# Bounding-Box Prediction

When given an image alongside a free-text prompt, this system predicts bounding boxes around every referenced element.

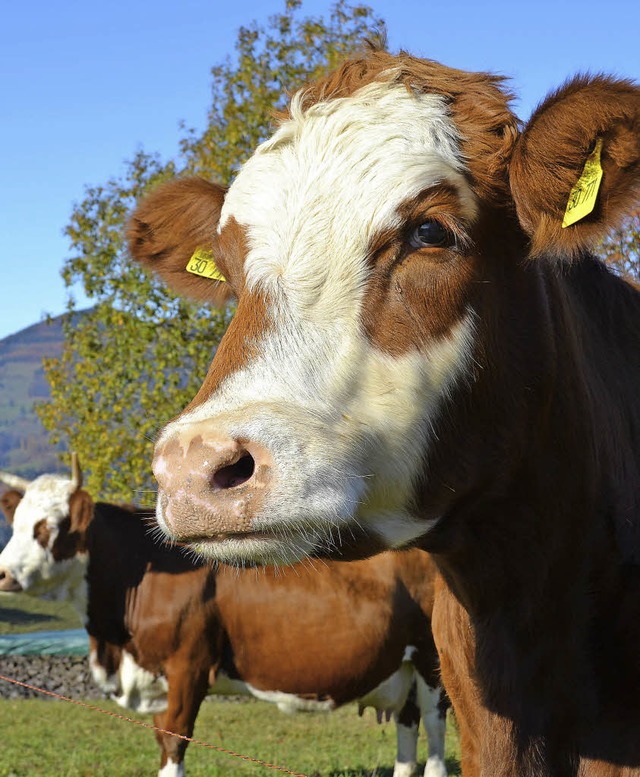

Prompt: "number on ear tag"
[186,248,226,282]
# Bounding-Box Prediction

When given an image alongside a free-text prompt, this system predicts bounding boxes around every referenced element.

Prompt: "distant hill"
[0,311,90,479]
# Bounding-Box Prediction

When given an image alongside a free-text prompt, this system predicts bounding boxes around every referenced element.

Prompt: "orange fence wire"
[0,673,308,776]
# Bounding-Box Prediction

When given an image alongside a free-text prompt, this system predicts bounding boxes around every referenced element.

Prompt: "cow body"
[0,470,448,777]
[128,49,640,776]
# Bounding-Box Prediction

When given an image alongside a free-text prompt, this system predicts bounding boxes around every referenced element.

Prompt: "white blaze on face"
[159,79,477,561]
[0,475,88,609]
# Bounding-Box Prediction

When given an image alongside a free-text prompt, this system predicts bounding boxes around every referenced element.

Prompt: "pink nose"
[152,423,274,541]
[0,568,22,592]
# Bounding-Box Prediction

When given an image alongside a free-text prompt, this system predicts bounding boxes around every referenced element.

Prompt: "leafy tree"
[599,209,640,282]
[180,0,385,181]
[37,0,385,501]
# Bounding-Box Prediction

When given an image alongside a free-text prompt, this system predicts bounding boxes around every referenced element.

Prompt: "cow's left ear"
[69,490,94,537]
[509,74,639,258]
[0,490,23,525]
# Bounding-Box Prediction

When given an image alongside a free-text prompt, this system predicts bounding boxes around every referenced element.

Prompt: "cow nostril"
[211,453,256,490]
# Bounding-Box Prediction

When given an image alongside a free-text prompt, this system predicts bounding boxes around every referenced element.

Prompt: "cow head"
[0,454,93,606]
[128,50,639,566]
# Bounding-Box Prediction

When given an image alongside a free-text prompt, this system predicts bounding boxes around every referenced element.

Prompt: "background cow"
[0,459,449,777]
[127,48,640,776]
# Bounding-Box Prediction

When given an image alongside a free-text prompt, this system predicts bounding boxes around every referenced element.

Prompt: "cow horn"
[0,472,30,492]
[70,452,83,492]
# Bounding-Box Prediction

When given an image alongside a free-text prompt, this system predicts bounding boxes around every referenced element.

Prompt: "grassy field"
[0,591,79,634]
[0,696,461,776]
[0,590,462,775]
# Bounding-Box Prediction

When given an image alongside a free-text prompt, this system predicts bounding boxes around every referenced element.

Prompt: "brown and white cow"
[0,461,448,777]
[127,48,640,776]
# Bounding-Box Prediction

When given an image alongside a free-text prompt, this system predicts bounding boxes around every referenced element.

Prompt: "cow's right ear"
[127,177,234,306]
[0,490,23,525]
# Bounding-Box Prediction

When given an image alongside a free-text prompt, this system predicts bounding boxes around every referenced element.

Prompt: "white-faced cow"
[0,461,448,777]
[127,47,640,777]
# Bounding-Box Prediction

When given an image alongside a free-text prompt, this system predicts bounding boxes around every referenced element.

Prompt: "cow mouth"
[184,520,396,566]
[201,530,274,543]
[188,527,318,566]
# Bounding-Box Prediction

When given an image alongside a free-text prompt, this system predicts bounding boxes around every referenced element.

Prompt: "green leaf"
[41,0,385,501]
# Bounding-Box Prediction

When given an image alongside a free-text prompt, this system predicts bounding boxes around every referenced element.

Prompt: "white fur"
[245,685,336,714]
[89,649,120,695]
[159,316,474,565]
[0,474,88,614]
[357,658,415,715]
[394,718,419,777]
[158,758,184,777]
[92,648,170,715]
[111,650,169,714]
[417,677,448,777]
[157,80,477,564]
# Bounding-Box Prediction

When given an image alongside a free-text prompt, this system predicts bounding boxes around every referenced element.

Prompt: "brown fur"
[127,177,234,306]
[292,49,519,205]
[86,512,444,771]
[510,74,640,257]
[184,286,272,410]
[0,489,22,525]
[362,184,477,353]
[127,51,640,775]
[3,487,445,772]
[32,518,51,550]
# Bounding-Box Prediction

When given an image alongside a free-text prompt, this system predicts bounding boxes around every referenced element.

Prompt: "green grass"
[0,594,463,775]
[0,592,80,634]
[0,697,461,776]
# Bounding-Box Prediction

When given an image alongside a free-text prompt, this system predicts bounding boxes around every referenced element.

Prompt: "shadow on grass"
[323,758,461,777]
[0,605,57,628]
[323,770,394,777]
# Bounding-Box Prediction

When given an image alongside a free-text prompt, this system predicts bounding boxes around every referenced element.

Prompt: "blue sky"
[1,0,638,341]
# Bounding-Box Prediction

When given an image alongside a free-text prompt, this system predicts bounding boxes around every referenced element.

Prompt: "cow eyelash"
[406,214,472,254]
[408,219,456,250]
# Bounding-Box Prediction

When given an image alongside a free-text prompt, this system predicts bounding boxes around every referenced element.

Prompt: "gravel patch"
[0,654,103,700]
[0,655,254,704]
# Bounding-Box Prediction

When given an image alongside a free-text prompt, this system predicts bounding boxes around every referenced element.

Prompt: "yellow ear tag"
[186,248,226,282]
[562,138,604,228]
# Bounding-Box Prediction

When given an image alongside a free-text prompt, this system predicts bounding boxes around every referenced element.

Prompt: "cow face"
[129,52,639,566]
[0,467,92,606]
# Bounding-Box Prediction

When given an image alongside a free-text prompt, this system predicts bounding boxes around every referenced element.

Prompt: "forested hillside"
[0,313,87,478]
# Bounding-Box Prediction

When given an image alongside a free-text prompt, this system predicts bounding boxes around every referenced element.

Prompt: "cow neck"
[84,503,149,644]
[425,251,640,772]
[84,502,205,645]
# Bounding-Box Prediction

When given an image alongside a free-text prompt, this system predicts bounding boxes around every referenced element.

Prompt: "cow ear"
[127,177,234,305]
[0,490,23,525]
[509,74,640,258]
[68,490,94,536]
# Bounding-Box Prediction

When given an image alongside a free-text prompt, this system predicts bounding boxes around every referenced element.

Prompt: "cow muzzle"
[152,421,274,543]
[0,568,23,592]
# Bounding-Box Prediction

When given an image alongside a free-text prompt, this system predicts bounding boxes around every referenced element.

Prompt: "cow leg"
[153,716,185,777]
[393,685,421,777]
[415,675,447,777]
[154,666,210,777]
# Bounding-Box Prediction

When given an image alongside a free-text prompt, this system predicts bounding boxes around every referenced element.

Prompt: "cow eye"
[409,220,452,249]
